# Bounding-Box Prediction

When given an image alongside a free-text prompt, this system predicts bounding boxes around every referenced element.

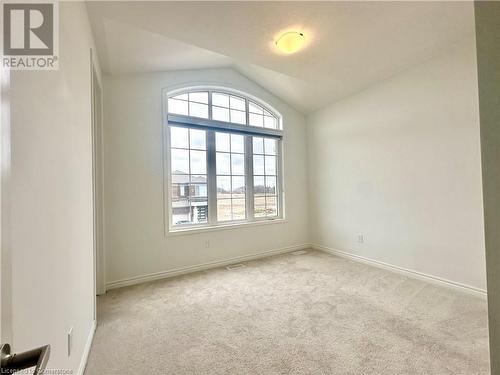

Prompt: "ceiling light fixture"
[275,31,306,54]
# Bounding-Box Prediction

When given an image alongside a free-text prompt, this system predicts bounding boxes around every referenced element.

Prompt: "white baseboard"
[312,244,487,299]
[76,320,96,375]
[106,243,311,290]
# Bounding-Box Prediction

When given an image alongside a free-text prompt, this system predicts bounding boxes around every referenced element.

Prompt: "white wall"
[307,36,486,290]
[8,3,100,373]
[103,69,309,286]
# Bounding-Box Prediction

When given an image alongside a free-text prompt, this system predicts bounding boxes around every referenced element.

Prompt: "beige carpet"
[85,250,489,374]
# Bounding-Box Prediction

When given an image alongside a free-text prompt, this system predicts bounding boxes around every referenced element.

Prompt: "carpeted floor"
[85,250,490,375]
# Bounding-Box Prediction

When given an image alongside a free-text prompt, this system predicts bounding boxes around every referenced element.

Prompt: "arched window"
[164,88,283,231]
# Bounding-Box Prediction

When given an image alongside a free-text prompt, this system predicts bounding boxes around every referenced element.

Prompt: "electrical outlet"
[67,327,73,357]
[205,240,210,248]
[357,233,364,243]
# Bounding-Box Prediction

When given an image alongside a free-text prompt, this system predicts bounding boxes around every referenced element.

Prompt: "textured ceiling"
[86,1,476,114]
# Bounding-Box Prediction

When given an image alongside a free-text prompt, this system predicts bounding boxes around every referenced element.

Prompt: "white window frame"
[163,86,286,235]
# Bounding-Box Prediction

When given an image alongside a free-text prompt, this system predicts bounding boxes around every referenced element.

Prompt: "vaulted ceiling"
[86,1,475,114]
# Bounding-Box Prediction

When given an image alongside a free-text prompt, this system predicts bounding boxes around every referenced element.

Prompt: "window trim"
[165,217,288,237]
[167,114,282,138]
[162,86,285,235]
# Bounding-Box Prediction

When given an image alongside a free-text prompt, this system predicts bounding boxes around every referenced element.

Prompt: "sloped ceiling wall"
[86,1,476,114]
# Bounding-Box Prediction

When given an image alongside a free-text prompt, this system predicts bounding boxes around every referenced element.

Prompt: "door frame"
[91,49,106,305]
[0,62,12,344]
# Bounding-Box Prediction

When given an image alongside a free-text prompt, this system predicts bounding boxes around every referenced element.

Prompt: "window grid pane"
[167,98,188,116]
[210,93,248,125]
[168,92,279,129]
[249,113,264,127]
[253,136,278,218]
[230,96,245,111]
[172,93,188,101]
[230,109,246,125]
[212,93,229,107]
[188,92,209,104]
[170,127,208,225]
[168,92,210,119]
[171,128,280,226]
[249,101,264,114]
[189,102,209,119]
[216,132,246,221]
[264,116,277,129]
[212,105,230,122]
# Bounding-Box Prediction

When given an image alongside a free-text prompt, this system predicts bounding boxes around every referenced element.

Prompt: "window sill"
[166,218,287,237]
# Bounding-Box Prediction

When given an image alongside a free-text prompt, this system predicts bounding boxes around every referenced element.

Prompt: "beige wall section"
[8,3,100,373]
[103,69,309,285]
[307,36,486,291]
[474,1,500,373]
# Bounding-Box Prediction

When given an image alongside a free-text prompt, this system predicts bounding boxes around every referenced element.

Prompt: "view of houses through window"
[170,127,208,225]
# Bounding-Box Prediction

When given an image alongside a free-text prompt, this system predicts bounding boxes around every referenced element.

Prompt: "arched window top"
[166,88,282,131]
